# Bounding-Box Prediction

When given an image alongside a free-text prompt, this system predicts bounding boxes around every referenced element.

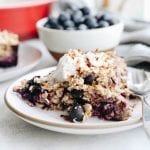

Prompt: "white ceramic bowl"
[36,17,124,57]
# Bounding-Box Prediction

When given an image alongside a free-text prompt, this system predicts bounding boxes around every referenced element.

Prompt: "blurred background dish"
[0,43,42,82]
[0,30,19,68]
[0,0,55,40]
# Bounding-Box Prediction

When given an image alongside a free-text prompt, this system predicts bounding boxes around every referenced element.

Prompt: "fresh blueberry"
[106,19,115,26]
[84,75,95,85]
[58,13,71,24]
[47,16,57,25]
[69,103,84,122]
[98,20,109,28]
[53,24,63,30]
[65,8,73,16]
[80,6,90,15]
[77,24,88,30]
[100,14,112,21]
[70,89,84,100]
[95,12,103,21]
[65,27,75,30]
[44,22,51,28]
[47,17,60,29]
[71,10,83,24]
[65,3,78,11]
[63,20,75,29]
[84,16,98,29]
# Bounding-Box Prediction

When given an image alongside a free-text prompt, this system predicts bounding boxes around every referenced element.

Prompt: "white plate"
[4,67,142,135]
[0,43,42,82]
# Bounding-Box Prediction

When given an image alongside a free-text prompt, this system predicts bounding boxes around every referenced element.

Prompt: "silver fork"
[128,67,150,136]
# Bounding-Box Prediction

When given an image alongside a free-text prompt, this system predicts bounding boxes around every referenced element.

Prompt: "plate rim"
[19,116,143,135]
[4,67,143,130]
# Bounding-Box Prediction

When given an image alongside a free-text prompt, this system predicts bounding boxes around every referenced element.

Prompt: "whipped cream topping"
[52,54,76,82]
[0,30,19,45]
[49,49,116,82]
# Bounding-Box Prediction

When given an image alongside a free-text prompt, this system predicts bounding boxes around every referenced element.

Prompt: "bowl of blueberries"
[36,6,124,60]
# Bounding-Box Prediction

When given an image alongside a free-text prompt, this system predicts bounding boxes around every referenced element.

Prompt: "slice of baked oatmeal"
[0,30,19,68]
[14,49,137,122]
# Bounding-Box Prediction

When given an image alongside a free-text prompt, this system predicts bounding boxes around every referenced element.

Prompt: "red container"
[0,0,55,40]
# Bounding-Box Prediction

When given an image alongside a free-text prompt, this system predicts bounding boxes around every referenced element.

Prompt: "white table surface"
[0,39,150,150]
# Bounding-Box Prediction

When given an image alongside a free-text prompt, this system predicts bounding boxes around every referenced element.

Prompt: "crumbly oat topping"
[0,30,19,45]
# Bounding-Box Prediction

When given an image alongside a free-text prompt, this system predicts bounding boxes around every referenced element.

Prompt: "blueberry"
[69,103,84,122]
[63,20,75,29]
[20,86,41,105]
[22,92,33,101]
[78,24,88,30]
[21,87,28,94]
[100,14,112,21]
[71,10,83,24]
[65,8,73,16]
[106,19,115,26]
[44,22,51,28]
[31,85,41,95]
[58,13,71,24]
[100,102,114,115]
[53,24,63,30]
[80,6,90,15]
[47,16,57,25]
[76,98,87,105]
[98,20,109,28]
[26,78,34,86]
[65,3,78,11]
[84,16,98,29]
[70,89,84,100]
[65,27,75,30]
[84,75,95,85]
[47,17,60,29]
[95,12,103,21]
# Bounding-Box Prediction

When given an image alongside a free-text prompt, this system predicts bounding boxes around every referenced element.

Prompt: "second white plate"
[0,43,42,82]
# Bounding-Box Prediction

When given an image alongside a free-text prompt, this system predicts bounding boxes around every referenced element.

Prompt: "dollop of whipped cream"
[52,54,76,82]
[50,49,115,82]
